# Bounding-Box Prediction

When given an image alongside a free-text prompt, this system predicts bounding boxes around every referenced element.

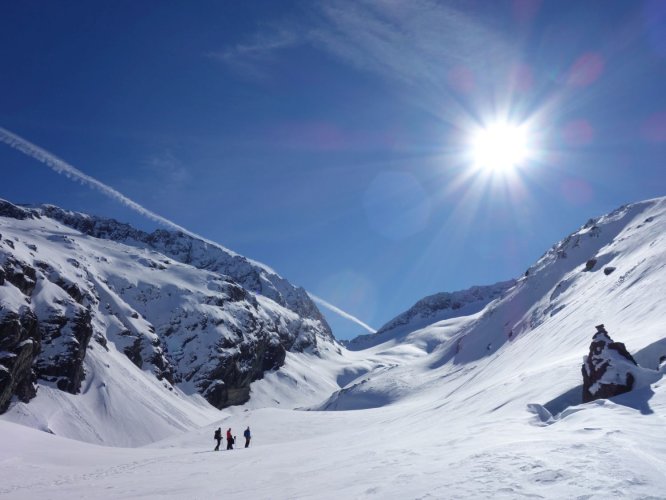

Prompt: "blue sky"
[2,1,666,339]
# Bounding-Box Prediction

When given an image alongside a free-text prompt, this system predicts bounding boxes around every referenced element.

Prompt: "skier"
[243,426,251,448]
[214,427,222,451]
[226,428,234,450]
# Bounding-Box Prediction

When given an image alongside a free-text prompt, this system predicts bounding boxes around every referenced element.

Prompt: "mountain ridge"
[15,201,333,337]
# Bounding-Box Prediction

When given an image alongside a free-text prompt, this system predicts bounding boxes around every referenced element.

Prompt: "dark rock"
[150,345,174,385]
[56,280,85,304]
[0,200,36,220]
[604,267,616,275]
[123,337,143,368]
[2,258,37,295]
[582,324,638,403]
[34,309,94,394]
[584,258,597,271]
[0,309,40,412]
[199,335,287,409]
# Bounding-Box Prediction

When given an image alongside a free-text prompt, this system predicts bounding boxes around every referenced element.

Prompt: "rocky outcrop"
[2,256,37,296]
[201,337,287,408]
[582,324,638,403]
[0,308,39,412]
[34,308,94,393]
[0,200,35,221]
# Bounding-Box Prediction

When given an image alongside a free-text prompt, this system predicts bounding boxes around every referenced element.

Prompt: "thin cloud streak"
[213,29,298,62]
[0,126,200,239]
[208,28,299,78]
[309,293,377,334]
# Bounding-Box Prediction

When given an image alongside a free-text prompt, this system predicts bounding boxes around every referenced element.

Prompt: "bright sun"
[470,122,530,173]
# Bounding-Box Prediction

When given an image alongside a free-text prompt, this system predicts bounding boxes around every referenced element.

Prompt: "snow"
[1,197,666,497]
[3,342,219,447]
[1,385,665,498]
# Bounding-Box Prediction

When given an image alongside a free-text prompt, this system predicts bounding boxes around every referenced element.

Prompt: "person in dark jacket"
[214,427,222,451]
[226,428,234,450]
[243,426,251,448]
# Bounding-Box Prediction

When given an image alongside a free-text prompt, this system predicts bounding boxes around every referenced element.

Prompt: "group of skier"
[214,426,251,451]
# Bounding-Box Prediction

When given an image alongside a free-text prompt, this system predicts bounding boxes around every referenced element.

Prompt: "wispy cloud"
[143,150,190,186]
[310,0,515,114]
[208,28,300,78]
[210,1,515,116]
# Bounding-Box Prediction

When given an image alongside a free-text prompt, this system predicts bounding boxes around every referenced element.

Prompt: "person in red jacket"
[226,428,234,450]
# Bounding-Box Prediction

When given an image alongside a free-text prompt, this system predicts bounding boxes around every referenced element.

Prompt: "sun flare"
[470,122,530,173]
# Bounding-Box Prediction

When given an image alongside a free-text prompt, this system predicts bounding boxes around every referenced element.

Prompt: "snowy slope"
[1,197,666,498]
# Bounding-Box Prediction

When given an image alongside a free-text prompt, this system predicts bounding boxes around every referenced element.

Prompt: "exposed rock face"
[582,324,638,403]
[202,336,287,407]
[0,199,335,412]
[34,308,94,393]
[0,308,39,412]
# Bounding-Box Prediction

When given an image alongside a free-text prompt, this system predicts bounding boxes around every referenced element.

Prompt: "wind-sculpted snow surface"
[0,199,336,439]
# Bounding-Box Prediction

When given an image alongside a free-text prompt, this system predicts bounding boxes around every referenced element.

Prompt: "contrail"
[0,125,376,335]
[0,126,199,239]
[309,293,377,334]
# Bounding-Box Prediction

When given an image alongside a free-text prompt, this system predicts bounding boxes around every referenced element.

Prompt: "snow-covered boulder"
[582,324,638,403]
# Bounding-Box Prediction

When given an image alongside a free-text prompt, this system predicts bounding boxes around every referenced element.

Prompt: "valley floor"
[2,381,665,499]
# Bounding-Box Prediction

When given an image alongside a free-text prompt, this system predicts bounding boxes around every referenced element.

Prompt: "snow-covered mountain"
[0,199,337,444]
[1,196,666,498]
[347,280,515,350]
